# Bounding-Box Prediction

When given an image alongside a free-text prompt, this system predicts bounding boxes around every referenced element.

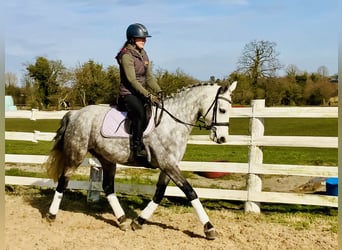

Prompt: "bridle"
[153,86,232,130]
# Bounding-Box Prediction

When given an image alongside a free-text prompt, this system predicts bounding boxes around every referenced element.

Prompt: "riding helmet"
[126,23,151,40]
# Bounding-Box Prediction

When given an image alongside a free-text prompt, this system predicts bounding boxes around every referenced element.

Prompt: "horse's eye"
[219,108,226,114]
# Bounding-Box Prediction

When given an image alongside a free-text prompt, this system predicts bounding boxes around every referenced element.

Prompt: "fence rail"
[5,100,338,212]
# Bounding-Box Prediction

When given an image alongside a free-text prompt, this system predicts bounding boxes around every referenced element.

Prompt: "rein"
[153,87,231,130]
[155,102,211,129]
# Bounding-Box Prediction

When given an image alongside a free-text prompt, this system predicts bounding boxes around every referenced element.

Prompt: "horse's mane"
[165,82,218,100]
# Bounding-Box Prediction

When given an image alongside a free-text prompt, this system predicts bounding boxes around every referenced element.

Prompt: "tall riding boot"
[133,139,147,159]
[130,112,147,160]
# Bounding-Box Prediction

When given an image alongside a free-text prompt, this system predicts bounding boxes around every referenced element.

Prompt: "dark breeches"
[121,94,146,140]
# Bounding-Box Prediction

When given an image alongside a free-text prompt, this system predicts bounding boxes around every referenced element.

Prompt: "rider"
[116,23,162,161]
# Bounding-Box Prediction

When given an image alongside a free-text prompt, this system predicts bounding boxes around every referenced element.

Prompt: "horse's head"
[202,81,237,144]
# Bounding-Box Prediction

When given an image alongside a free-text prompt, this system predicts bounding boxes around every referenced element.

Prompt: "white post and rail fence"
[5,100,338,213]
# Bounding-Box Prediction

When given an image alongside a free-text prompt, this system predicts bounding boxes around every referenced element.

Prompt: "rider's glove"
[157,91,164,99]
[148,93,160,106]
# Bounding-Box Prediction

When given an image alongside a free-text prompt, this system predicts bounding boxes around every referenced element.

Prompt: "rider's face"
[134,37,146,49]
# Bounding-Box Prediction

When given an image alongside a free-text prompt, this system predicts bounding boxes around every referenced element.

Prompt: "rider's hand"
[157,91,164,99]
[149,94,160,106]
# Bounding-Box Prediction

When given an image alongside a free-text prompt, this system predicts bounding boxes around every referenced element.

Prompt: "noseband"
[154,87,231,130]
[200,86,231,129]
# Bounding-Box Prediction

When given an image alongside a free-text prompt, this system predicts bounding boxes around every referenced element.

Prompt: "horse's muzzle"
[210,127,227,144]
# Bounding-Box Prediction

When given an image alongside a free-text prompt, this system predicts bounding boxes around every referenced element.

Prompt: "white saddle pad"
[101,108,155,138]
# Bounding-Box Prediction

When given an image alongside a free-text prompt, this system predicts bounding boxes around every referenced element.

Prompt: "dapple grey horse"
[45,81,237,240]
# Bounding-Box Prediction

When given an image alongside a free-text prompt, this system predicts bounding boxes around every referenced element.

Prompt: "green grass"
[186,117,338,166]
[263,147,337,166]
[263,118,337,136]
[5,119,60,132]
[5,168,90,181]
[6,117,338,136]
[5,168,47,178]
[192,118,338,136]
[6,141,337,166]
[5,141,53,155]
[5,117,338,166]
[183,145,337,166]
[183,145,248,162]
[115,168,159,185]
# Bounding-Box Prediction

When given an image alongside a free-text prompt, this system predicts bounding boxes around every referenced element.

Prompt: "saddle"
[101,106,155,138]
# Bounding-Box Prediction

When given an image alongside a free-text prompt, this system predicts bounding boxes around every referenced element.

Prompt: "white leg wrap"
[107,194,125,219]
[140,201,158,220]
[49,191,63,215]
[191,198,209,225]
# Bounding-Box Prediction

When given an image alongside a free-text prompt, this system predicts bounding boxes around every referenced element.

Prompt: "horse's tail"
[44,111,72,182]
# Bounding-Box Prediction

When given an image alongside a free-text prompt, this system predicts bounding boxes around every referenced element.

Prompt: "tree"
[19,74,35,108]
[295,71,308,85]
[237,40,283,98]
[5,72,18,87]
[26,56,66,109]
[285,64,300,76]
[104,65,120,105]
[285,64,300,83]
[73,60,112,106]
[317,65,329,78]
[304,77,337,105]
[5,72,22,106]
[228,71,254,105]
[155,68,197,96]
[5,72,19,96]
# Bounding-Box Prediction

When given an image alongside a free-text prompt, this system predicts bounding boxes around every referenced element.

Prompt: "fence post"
[245,99,265,213]
[33,130,40,143]
[87,158,103,202]
[30,109,38,120]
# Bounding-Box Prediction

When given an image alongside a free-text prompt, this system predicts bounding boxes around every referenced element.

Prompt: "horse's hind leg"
[98,157,130,231]
[46,174,70,221]
[131,171,170,230]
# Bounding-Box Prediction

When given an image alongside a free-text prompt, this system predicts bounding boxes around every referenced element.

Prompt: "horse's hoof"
[117,216,130,231]
[130,217,144,231]
[205,228,218,240]
[45,212,56,222]
[130,219,143,231]
[204,222,217,240]
[119,221,130,231]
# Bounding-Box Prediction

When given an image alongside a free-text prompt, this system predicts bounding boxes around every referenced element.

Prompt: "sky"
[4,0,338,83]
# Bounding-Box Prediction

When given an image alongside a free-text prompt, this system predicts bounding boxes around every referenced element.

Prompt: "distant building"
[329,75,338,83]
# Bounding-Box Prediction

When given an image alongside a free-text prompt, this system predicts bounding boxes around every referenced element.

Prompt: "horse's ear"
[219,85,228,94]
[228,81,237,92]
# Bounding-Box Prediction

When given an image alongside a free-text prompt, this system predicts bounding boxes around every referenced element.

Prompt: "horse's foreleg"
[167,168,217,240]
[131,171,170,230]
[46,174,69,222]
[102,164,130,231]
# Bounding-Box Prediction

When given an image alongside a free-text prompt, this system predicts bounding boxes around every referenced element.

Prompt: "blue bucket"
[326,178,338,196]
